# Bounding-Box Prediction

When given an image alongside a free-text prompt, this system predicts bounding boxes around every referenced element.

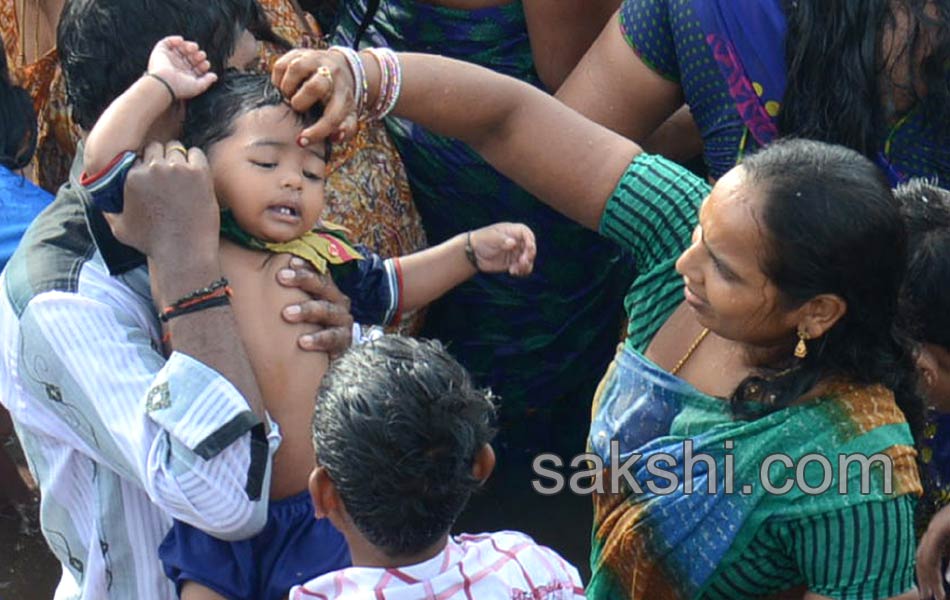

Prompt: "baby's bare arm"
[84,37,216,174]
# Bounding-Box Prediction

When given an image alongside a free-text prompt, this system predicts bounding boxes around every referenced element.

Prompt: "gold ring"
[316,65,333,84]
[167,144,188,158]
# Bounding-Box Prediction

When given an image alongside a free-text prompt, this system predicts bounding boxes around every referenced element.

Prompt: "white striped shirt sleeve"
[19,288,279,540]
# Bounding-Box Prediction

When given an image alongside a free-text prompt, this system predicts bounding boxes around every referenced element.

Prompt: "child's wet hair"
[312,336,497,558]
[182,70,326,154]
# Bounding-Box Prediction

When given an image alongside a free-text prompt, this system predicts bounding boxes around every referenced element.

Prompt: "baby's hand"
[469,223,536,277]
[147,36,218,101]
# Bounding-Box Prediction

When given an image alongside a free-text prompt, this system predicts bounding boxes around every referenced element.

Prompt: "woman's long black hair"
[0,34,38,171]
[780,0,950,157]
[731,139,925,442]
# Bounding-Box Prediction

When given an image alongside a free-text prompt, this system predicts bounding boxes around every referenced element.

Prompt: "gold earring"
[794,330,809,359]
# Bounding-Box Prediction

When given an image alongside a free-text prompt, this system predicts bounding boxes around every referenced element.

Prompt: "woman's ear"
[471,444,496,484]
[798,293,847,339]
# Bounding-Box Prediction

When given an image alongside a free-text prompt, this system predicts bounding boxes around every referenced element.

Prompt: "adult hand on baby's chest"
[277,257,354,357]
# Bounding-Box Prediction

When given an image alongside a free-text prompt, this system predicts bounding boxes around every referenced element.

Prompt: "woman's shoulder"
[0,166,54,203]
[810,381,906,426]
[600,154,705,266]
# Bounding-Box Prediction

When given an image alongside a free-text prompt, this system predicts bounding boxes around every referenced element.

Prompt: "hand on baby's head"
[148,36,218,102]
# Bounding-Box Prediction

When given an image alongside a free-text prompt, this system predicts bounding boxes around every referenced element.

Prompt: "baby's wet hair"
[182,70,326,155]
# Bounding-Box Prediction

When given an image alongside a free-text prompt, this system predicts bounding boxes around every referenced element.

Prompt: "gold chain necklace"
[670,327,710,376]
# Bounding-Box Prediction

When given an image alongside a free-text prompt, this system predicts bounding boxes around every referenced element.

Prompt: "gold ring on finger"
[167,144,188,158]
[316,66,333,86]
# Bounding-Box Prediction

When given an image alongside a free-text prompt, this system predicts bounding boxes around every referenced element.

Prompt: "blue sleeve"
[0,169,54,271]
[619,0,680,81]
[331,246,402,326]
[79,151,136,213]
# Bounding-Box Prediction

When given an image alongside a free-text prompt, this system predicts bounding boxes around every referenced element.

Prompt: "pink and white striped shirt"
[289,531,585,600]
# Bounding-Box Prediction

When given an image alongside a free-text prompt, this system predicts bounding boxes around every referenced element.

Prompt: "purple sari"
[694,0,907,184]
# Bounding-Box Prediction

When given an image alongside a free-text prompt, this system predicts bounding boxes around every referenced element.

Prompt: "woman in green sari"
[272,50,925,599]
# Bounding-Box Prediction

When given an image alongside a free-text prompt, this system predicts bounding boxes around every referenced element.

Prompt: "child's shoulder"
[452,531,584,596]
[220,237,287,271]
[453,530,536,547]
[310,223,364,262]
[263,224,365,276]
[453,530,574,566]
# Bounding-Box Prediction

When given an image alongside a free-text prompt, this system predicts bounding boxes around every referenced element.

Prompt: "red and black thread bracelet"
[158,278,232,323]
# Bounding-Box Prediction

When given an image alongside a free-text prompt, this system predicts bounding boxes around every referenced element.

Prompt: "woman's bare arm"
[522,0,622,91]
[389,54,641,230]
[556,9,684,144]
[642,106,704,163]
[274,51,642,231]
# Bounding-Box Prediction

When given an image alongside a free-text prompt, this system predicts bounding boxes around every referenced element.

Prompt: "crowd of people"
[0,0,949,599]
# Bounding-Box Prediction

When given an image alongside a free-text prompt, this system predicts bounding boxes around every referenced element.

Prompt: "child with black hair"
[898,180,950,409]
[81,37,536,600]
[896,180,950,599]
[297,335,584,599]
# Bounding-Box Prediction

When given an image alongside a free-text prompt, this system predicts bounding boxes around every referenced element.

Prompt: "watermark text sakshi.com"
[531,440,893,497]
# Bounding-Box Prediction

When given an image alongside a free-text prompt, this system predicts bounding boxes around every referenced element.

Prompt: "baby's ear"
[471,444,496,484]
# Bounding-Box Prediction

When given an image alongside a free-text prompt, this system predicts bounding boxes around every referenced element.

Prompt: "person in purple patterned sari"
[558,0,950,187]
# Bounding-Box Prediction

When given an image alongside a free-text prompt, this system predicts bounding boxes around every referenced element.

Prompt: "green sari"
[588,154,922,599]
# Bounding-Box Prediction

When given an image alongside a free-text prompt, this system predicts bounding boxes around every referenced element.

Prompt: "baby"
[81,37,536,600]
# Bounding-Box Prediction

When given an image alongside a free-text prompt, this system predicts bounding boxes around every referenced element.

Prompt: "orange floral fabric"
[2,0,78,191]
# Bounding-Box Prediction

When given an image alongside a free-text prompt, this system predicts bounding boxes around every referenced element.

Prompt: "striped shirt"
[0,160,281,599]
[289,531,585,600]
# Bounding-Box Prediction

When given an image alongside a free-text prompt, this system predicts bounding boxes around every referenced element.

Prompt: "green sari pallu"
[587,345,922,599]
